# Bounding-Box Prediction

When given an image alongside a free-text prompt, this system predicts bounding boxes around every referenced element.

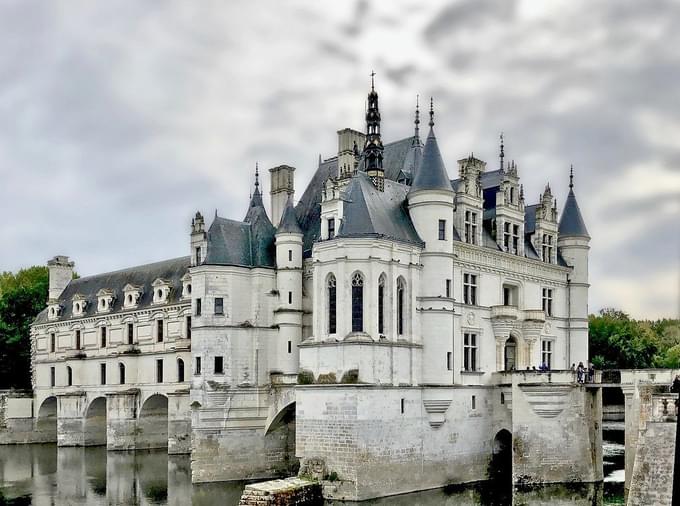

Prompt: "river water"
[0,432,626,506]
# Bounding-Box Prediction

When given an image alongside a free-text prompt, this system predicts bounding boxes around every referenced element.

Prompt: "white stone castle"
[27,82,600,500]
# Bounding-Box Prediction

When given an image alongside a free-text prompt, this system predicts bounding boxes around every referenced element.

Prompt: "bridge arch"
[138,393,168,450]
[264,401,297,474]
[84,397,107,446]
[36,396,57,439]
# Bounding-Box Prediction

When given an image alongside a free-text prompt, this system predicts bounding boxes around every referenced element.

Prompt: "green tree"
[0,266,49,389]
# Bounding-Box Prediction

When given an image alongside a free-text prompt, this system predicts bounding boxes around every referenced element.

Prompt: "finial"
[429,97,434,128]
[215,208,218,218]
[414,95,421,143]
[254,162,260,191]
[499,132,505,170]
[569,164,574,189]
[370,70,375,91]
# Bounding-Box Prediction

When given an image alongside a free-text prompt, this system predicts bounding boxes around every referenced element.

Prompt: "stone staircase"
[238,477,323,505]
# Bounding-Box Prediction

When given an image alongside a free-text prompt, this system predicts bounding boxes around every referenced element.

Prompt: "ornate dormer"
[455,154,485,246]
[47,301,62,321]
[152,278,171,305]
[123,283,143,308]
[72,294,87,317]
[320,174,344,241]
[494,135,525,256]
[191,211,207,267]
[532,183,559,264]
[181,273,192,300]
[96,288,115,313]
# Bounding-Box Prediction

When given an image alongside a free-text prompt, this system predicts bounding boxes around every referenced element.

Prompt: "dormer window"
[181,274,192,300]
[152,279,171,305]
[96,289,115,313]
[72,294,87,317]
[47,303,62,321]
[123,284,143,309]
[328,218,335,239]
[464,211,478,245]
[541,234,554,263]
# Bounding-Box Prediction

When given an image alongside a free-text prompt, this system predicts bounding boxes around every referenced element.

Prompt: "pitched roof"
[277,197,302,234]
[409,128,453,193]
[205,215,276,268]
[336,172,423,245]
[34,256,191,324]
[558,189,590,238]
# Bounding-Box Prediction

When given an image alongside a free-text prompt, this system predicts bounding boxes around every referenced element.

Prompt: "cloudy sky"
[1,0,678,319]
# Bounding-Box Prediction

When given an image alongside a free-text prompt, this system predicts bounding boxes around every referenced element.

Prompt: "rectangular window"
[100,363,106,385]
[288,341,292,354]
[400,398,405,414]
[471,395,476,410]
[288,291,292,304]
[288,249,293,262]
[195,298,202,316]
[463,273,477,305]
[127,323,134,345]
[156,359,163,383]
[512,224,519,254]
[119,363,125,384]
[186,316,192,339]
[464,333,478,372]
[100,327,107,348]
[195,356,202,375]
[195,246,202,265]
[542,288,553,316]
[157,320,164,342]
[50,367,55,387]
[501,392,505,405]
[464,211,478,245]
[214,297,224,315]
[328,218,335,239]
[445,279,451,298]
[377,283,385,334]
[542,340,553,369]
[438,219,446,240]
[542,234,554,263]
[503,222,510,251]
[67,367,73,386]
[214,356,224,374]
[75,330,81,350]
[503,284,518,307]
[447,352,453,371]
[50,333,56,352]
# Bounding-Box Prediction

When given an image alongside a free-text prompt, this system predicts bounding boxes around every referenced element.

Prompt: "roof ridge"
[71,256,190,283]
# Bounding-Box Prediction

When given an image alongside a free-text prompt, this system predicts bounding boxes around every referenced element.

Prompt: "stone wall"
[239,478,323,506]
[0,391,57,444]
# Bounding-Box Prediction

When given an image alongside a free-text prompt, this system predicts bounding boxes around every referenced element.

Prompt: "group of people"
[572,361,595,383]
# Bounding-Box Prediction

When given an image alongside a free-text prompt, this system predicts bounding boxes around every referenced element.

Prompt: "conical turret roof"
[277,197,302,234]
[409,127,452,193]
[559,188,589,238]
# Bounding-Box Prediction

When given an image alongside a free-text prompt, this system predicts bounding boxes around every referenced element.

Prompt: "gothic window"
[542,288,553,316]
[377,274,386,335]
[464,211,478,245]
[351,272,364,333]
[463,273,478,305]
[438,219,446,240]
[541,340,553,369]
[396,277,406,336]
[67,366,72,386]
[119,363,125,384]
[464,333,478,371]
[177,358,185,383]
[327,274,337,334]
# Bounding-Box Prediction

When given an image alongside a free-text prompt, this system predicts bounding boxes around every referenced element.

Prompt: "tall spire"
[254,162,260,195]
[413,95,421,146]
[409,97,452,194]
[363,72,385,191]
[249,162,264,209]
[569,164,574,189]
[499,132,505,170]
[428,97,434,128]
[558,165,589,238]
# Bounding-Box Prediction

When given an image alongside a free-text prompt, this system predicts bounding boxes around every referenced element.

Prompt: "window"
[127,323,134,345]
[186,316,192,339]
[503,222,511,251]
[214,356,224,374]
[195,298,202,316]
[195,246,202,264]
[119,363,126,384]
[463,333,478,371]
[186,284,192,295]
[542,340,553,369]
[501,392,505,405]
[503,284,518,307]
[50,367,55,387]
[75,330,81,350]
[195,356,202,375]
[510,186,515,204]
[463,273,477,305]
[445,279,451,298]
[215,297,224,315]
[156,320,164,342]
[542,234,554,263]
[351,273,364,333]
[542,288,553,316]
[400,398,405,414]
[288,291,292,304]
[396,277,405,335]
[512,224,519,255]
[288,249,293,262]
[447,352,453,371]
[100,363,106,385]
[503,223,520,254]
[156,359,164,383]
[464,211,478,245]
[377,275,386,335]
[471,395,476,410]
[328,218,335,239]
[438,219,446,240]
[50,333,56,352]
[177,359,185,382]
[67,366,72,386]
[287,341,292,354]
[327,275,337,334]
[100,327,107,348]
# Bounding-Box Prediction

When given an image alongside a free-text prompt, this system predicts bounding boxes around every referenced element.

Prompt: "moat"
[0,431,624,506]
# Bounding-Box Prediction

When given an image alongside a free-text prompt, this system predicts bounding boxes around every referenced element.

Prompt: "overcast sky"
[1,0,678,319]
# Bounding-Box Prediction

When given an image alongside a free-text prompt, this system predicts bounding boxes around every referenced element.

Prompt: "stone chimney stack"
[337,128,365,179]
[47,255,74,301]
[269,165,295,227]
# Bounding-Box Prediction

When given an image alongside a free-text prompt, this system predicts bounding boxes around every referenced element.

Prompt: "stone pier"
[238,478,323,506]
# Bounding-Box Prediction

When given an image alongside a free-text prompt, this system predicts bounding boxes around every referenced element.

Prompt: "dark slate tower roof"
[409,100,452,194]
[277,196,302,234]
[558,170,589,238]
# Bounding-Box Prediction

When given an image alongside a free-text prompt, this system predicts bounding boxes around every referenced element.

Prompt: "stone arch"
[36,396,57,439]
[264,401,298,474]
[486,429,512,503]
[84,397,107,446]
[138,394,168,450]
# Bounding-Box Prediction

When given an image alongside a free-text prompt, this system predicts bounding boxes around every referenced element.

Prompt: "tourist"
[576,362,585,384]
[587,362,595,383]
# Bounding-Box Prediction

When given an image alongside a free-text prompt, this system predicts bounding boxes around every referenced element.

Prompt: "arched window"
[177,358,185,383]
[119,363,126,385]
[377,274,386,335]
[66,366,73,386]
[351,272,364,333]
[396,277,406,336]
[327,275,337,334]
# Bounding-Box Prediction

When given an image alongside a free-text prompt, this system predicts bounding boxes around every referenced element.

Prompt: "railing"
[490,305,519,319]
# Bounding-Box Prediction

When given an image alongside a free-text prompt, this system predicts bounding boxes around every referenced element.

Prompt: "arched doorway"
[138,394,168,450]
[504,337,517,371]
[36,396,57,440]
[84,397,107,446]
[485,429,513,503]
[264,402,298,475]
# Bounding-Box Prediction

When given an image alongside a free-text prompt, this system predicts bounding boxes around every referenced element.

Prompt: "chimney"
[337,128,365,179]
[47,256,74,301]
[269,165,295,227]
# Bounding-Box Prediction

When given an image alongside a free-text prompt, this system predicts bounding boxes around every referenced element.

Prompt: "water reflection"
[0,445,622,506]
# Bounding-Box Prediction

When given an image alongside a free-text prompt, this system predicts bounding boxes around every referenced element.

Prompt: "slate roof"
[277,196,302,234]
[558,189,590,238]
[34,256,191,324]
[409,127,453,193]
[336,172,423,245]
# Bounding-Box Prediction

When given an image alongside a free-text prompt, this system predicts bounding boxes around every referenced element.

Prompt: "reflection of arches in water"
[84,446,108,497]
[486,429,513,504]
[504,337,517,371]
[137,449,169,502]
[264,402,298,474]
[138,394,169,450]
[36,396,58,439]
[84,397,107,446]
